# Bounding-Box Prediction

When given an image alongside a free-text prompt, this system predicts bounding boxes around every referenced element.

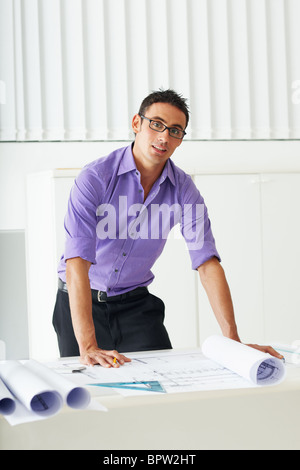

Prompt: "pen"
[72,366,86,373]
[113,357,117,365]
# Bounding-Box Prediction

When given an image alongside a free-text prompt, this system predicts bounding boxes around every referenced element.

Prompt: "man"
[53,89,283,367]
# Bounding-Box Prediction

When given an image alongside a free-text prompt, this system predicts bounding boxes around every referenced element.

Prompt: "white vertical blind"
[12,0,25,140]
[265,0,289,138]
[0,0,16,140]
[38,0,64,140]
[227,0,251,139]
[285,0,300,138]
[188,0,211,139]
[21,0,43,140]
[82,0,108,140]
[246,0,270,139]
[103,0,129,139]
[60,0,86,140]
[1,0,300,141]
[125,0,149,128]
[166,0,190,107]
[207,0,231,139]
[146,0,169,95]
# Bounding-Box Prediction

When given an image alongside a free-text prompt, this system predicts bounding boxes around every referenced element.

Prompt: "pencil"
[113,357,117,364]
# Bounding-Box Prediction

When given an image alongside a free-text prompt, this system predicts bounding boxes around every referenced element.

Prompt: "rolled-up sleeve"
[63,168,102,264]
[179,175,221,270]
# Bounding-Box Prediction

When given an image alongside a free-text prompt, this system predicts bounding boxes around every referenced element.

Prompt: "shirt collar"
[118,143,176,186]
[117,144,137,176]
[159,159,176,186]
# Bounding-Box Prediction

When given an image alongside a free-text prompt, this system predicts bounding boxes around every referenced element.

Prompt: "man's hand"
[246,343,284,360]
[80,346,132,368]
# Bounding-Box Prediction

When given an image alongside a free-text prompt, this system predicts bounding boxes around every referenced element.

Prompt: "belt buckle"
[97,291,106,302]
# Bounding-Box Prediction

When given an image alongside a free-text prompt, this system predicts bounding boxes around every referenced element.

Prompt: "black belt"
[58,278,148,303]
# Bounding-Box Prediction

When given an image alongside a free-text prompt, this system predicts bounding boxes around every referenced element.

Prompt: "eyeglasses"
[139,115,186,140]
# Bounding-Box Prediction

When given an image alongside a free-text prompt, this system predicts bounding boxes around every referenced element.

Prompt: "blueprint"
[0,336,286,426]
[0,359,103,426]
[58,336,286,396]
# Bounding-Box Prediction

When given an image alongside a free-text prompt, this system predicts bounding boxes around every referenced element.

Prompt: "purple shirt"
[58,144,220,294]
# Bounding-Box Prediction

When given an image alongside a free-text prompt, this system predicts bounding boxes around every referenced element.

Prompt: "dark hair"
[138,89,190,128]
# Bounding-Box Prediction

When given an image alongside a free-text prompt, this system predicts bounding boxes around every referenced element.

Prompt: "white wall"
[2,139,300,231]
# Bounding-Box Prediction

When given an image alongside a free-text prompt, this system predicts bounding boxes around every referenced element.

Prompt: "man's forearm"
[197,257,240,341]
[65,257,132,366]
[65,257,97,353]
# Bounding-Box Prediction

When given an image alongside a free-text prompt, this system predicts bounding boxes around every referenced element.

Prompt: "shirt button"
[122,252,126,256]
[114,268,118,272]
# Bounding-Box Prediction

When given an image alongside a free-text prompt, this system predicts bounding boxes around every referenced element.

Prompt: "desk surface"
[1,364,300,450]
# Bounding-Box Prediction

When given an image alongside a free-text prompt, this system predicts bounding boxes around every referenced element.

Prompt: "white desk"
[1,364,300,450]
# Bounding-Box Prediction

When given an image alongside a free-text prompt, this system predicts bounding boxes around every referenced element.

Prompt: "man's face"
[132,102,186,169]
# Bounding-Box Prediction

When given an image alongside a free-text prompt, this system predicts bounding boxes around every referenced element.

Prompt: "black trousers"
[52,286,172,357]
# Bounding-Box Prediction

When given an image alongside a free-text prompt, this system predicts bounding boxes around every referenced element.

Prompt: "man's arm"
[66,257,131,367]
[197,257,284,359]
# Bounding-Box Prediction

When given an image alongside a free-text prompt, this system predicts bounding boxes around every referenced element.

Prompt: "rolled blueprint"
[0,360,62,416]
[0,377,16,415]
[24,359,90,409]
[202,335,286,386]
